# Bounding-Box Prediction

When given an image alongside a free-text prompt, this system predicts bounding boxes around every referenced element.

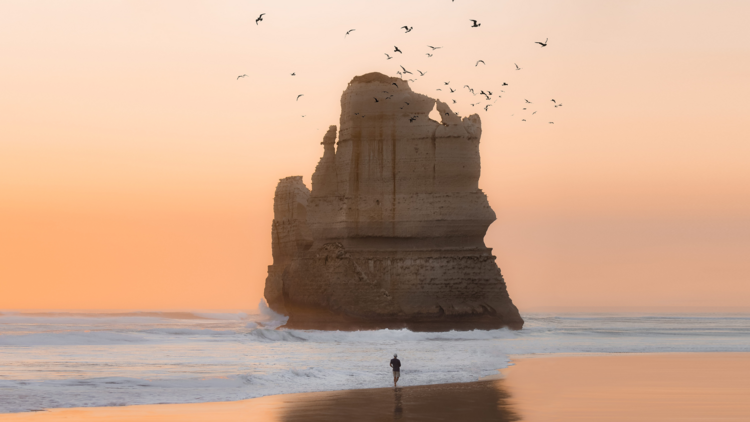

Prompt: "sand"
[2,353,748,421]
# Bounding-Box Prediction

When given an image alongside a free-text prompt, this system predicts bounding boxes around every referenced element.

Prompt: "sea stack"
[264,72,523,330]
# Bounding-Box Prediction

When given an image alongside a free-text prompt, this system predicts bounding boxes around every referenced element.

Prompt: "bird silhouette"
[345,29,355,37]
[394,46,403,54]
[405,101,410,105]
[392,83,399,88]
[444,81,450,85]
[525,99,532,104]
[255,13,265,25]
[418,70,427,76]
[532,111,537,115]
[408,79,416,82]
[522,119,526,121]
[409,116,418,122]
[385,53,393,60]
[551,99,556,103]
[426,53,433,57]
[374,97,379,103]
[396,71,402,77]
[475,60,485,66]
[470,20,481,27]
[485,104,492,111]
[452,100,457,104]
[296,94,303,101]
[549,122,554,124]
[450,88,456,93]
[515,63,522,70]
[291,72,296,76]
[502,82,508,86]
[436,89,442,91]
[487,91,493,96]
[535,38,548,47]
[400,65,412,75]
[401,26,413,33]
[237,74,247,80]
[427,45,442,50]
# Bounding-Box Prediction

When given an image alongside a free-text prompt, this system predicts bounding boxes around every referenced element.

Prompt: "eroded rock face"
[264,72,523,330]
[263,176,312,314]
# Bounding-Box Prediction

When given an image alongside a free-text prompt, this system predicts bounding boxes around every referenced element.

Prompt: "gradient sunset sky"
[1,0,748,311]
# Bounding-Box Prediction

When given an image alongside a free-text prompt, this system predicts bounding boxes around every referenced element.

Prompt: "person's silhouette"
[390,354,402,388]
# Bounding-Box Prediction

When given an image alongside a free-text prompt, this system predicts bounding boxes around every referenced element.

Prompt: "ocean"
[1,303,748,413]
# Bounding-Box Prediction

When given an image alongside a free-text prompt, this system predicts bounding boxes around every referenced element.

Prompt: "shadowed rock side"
[264,72,523,330]
[263,176,313,315]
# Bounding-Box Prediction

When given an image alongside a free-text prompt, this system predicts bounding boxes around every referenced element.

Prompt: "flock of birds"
[244,12,561,125]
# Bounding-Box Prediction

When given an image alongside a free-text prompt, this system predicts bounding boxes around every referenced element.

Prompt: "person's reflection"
[393,388,403,420]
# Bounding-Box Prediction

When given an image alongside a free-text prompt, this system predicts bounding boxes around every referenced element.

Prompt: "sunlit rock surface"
[264,72,523,331]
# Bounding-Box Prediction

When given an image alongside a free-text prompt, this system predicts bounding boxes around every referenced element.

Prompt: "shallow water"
[1,305,748,413]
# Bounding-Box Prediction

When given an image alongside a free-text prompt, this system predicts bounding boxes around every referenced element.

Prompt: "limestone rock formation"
[263,176,312,314]
[264,72,523,330]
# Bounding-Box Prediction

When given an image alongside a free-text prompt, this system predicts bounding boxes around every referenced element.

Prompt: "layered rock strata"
[264,72,523,330]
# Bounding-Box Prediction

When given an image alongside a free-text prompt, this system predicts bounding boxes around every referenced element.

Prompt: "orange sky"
[1,0,748,311]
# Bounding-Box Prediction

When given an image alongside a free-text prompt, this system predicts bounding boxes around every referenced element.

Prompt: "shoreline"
[3,352,749,421]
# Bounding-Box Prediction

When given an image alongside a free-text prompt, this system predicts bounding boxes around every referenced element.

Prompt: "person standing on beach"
[390,353,401,387]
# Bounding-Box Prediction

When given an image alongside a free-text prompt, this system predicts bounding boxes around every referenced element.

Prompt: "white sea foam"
[0,309,748,413]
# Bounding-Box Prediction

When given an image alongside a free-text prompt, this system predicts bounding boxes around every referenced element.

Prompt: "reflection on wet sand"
[279,381,519,422]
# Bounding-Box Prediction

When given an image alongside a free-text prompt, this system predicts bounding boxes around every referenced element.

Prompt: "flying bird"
[392,83,399,88]
[400,65,412,75]
[450,88,455,93]
[426,53,433,57]
[485,104,491,111]
[522,119,526,122]
[444,81,450,85]
[525,99,532,104]
[291,72,296,76]
[409,116,418,122]
[427,45,442,50]
[385,53,393,60]
[452,100,457,104]
[401,26,413,33]
[394,46,403,54]
[475,60,485,66]
[418,70,426,76]
[345,29,355,37]
[296,94,303,101]
[237,74,248,80]
[502,82,508,86]
[374,97,379,103]
[551,99,556,103]
[549,122,554,124]
[487,91,493,95]
[436,89,442,91]
[255,13,265,25]
[532,111,537,115]
[536,38,548,47]
[515,63,522,70]
[470,20,481,27]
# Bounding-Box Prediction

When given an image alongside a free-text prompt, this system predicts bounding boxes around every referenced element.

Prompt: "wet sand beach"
[3,353,748,422]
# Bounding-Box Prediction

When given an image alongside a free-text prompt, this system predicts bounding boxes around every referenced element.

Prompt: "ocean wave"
[0,331,148,346]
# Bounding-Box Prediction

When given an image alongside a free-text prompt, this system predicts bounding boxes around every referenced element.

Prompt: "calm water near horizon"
[1,306,748,413]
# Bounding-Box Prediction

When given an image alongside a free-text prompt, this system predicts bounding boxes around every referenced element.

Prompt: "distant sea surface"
[1,306,748,413]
